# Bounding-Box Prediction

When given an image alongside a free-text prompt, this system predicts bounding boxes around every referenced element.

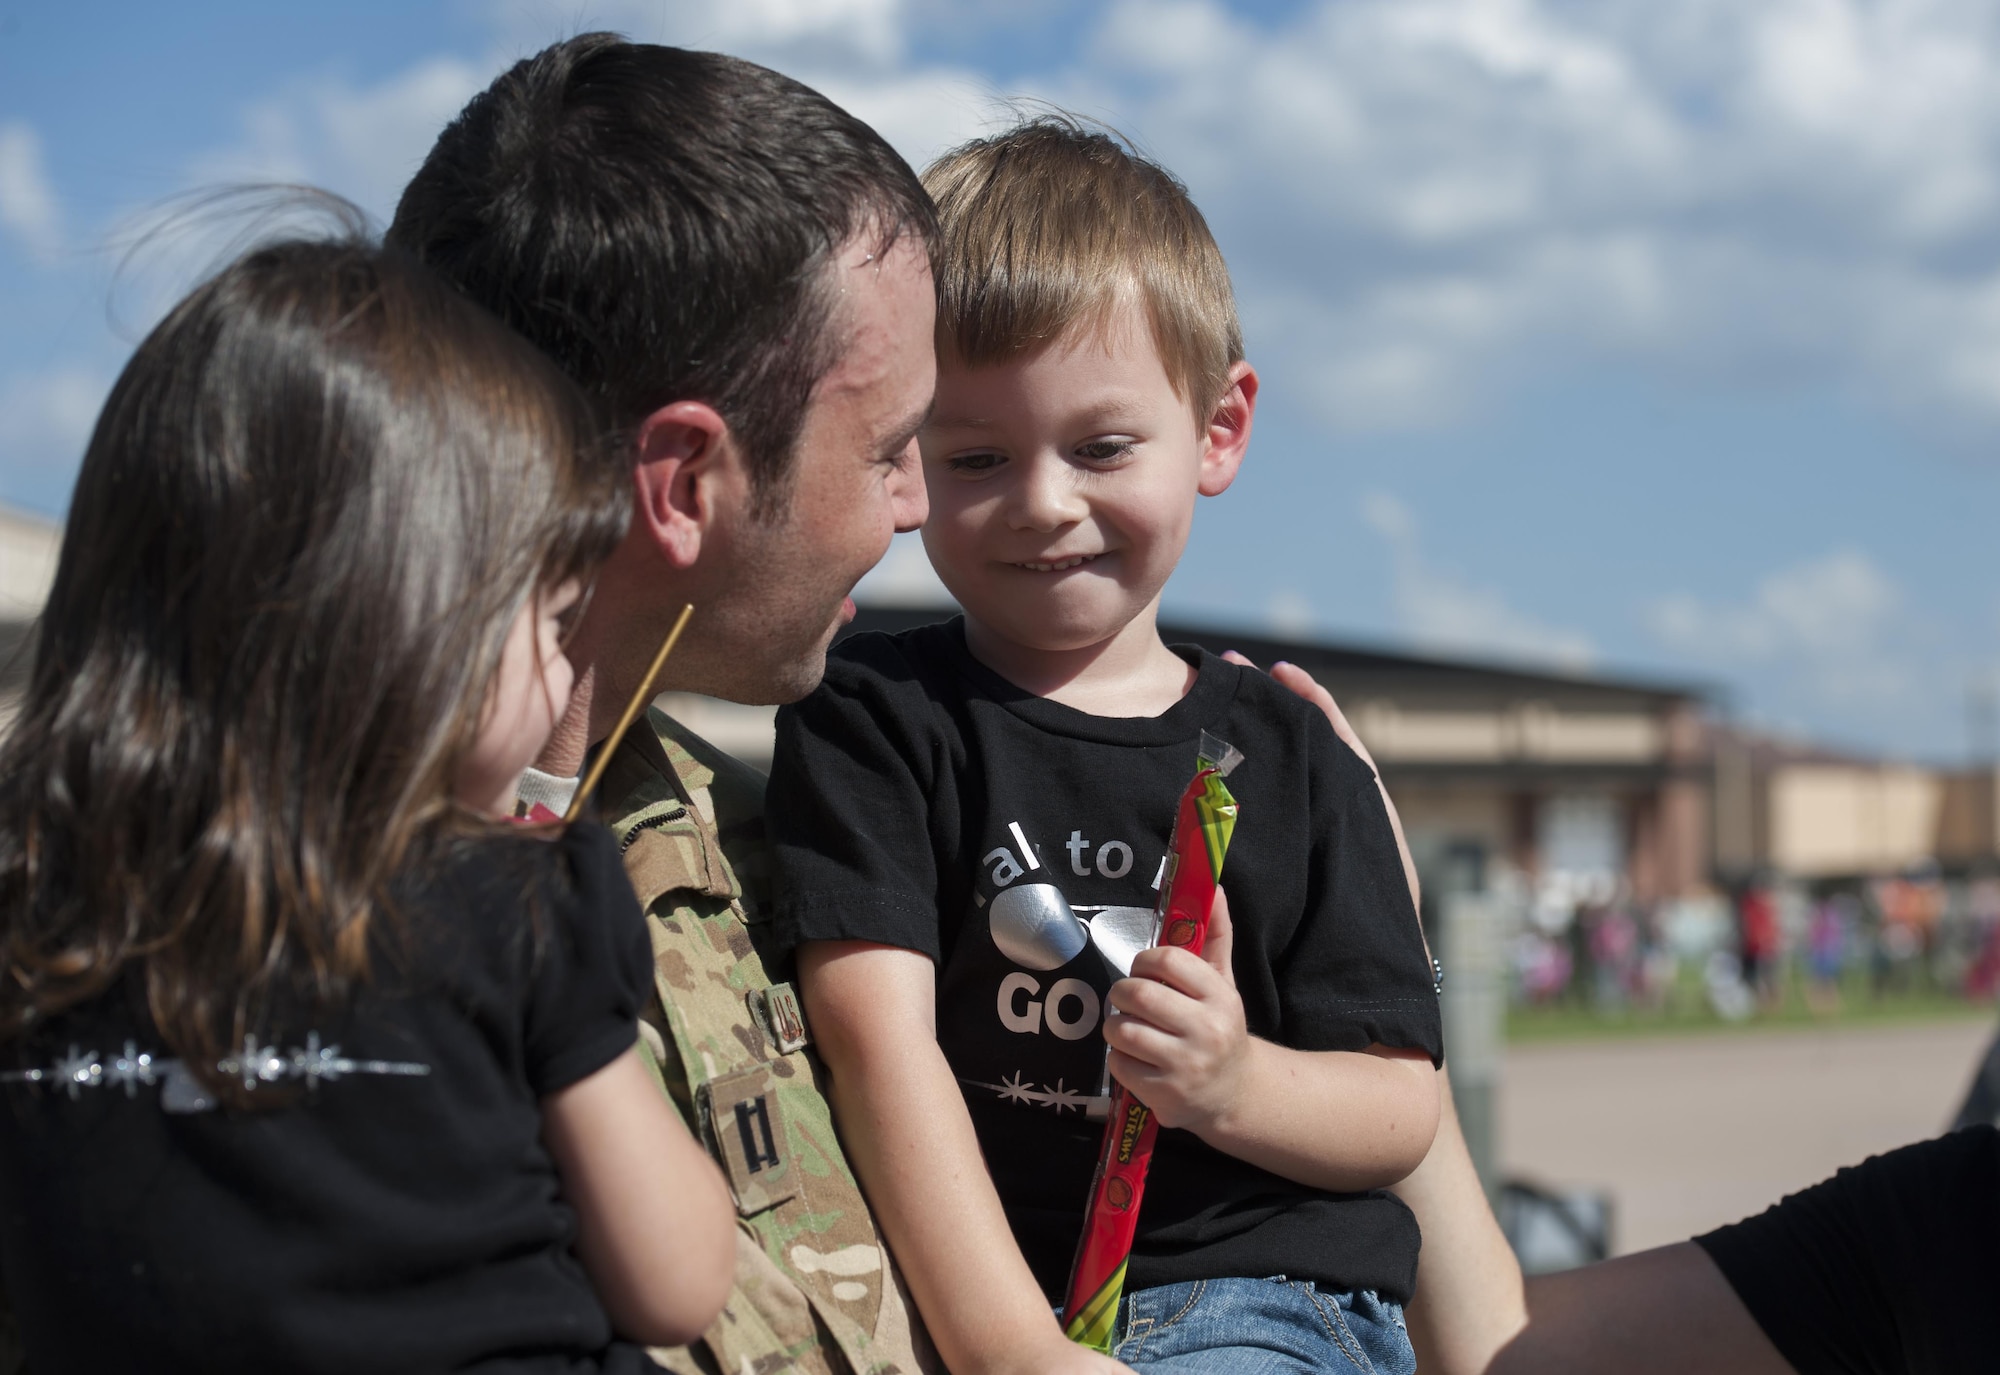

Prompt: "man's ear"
[631,400,742,570]
[1198,360,1258,498]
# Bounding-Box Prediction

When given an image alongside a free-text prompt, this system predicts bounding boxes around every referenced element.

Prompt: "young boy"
[766,118,1442,1374]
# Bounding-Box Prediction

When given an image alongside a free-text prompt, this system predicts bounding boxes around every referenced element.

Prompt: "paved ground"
[1498,1016,1997,1254]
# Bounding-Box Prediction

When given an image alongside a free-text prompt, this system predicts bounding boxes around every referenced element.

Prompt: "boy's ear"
[1198,361,1258,498]
[630,400,751,570]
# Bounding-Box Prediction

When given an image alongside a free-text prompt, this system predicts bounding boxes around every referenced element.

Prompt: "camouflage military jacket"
[598,710,928,1375]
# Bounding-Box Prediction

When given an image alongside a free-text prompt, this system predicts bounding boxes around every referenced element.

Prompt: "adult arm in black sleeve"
[1409,1127,2000,1375]
[1389,1114,1790,1375]
[1479,1240,1796,1375]
[1951,1021,2000,1129]
[1692,1125,2000,1375]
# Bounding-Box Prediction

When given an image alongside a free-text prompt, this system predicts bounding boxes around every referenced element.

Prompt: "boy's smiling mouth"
[1012,553,1102,573]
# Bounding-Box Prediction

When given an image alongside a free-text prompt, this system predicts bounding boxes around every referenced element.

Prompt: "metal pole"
[1443,889,1508,1200]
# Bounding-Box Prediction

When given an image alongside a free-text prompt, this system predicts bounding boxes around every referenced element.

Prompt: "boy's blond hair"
[922,114,1243,415]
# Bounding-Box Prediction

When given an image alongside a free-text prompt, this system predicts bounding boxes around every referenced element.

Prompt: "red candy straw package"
[1061,732,1242,1351]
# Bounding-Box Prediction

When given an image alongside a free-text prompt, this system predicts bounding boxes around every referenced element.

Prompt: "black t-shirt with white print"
[767,619,1442,1304]
[0,824,655,1375]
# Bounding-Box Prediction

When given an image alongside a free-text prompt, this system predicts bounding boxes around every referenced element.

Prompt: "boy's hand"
[1102,887,1250,1135]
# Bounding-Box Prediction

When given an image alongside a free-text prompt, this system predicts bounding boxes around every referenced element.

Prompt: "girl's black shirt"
[0,822,654,1375]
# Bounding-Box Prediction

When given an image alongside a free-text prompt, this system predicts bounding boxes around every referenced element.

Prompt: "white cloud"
[69,56,491,353]
[193,57,487,224]
[0,365,110,496]
[806,66,1002,172]
[1359,489,1415,541]
[490,0,997,166]
[495,0,909,66]
[0,122,62,261]
[1650,550,1898,660]
[699,0,906,62]
[35,0,2000,447]
[1050,0,2000,434]
[1266,588,1315,636]
[1363,490,1595,668]
[0,15,989,517]
[1648,549,1912,706]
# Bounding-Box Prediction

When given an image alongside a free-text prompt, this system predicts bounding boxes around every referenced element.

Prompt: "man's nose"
[890,441,928,533]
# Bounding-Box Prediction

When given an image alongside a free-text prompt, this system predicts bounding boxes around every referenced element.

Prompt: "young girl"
[0,233,734,1372]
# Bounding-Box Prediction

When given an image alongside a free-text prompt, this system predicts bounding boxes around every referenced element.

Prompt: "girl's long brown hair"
[0,231,629,1103]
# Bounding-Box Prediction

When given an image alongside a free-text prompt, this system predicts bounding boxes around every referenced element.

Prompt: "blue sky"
[2,0,1995,759]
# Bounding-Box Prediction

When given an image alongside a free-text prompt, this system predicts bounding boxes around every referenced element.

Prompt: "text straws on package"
[1061,732,1242,1352]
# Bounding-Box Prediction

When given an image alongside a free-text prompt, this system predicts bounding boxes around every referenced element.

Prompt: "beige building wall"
[1768,764,1943,877]
[1348,697,1707,900]
[0,505,60,729]
[0,505,59,624]
[1347,700,1663,767]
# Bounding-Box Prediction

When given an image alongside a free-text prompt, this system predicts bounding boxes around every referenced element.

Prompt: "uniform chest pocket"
[697,1062,799,1216]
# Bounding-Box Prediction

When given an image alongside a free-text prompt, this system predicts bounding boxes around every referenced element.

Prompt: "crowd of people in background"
[1506,871,2000,1021]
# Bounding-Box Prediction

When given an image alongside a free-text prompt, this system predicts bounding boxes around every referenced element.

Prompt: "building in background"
[1939,765,2000,872]
[671,604,1716,906]
[1712,728,1999,882]
[0,505,59,722]
[1147,618,1714,926]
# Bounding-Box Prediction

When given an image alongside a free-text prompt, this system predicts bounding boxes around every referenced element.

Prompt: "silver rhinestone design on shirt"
[2,1032,429,1113]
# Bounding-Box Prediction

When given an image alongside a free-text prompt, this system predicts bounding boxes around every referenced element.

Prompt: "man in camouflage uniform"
[391,35,938,1375]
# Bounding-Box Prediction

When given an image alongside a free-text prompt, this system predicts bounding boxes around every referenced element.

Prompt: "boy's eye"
[1075,439,1136,463]
[946,450,1006,474]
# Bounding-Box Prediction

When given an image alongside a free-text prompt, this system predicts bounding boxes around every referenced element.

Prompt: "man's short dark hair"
[387,34,936,511]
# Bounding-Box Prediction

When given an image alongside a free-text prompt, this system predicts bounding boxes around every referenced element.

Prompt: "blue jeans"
[1112,1277,1415,1374]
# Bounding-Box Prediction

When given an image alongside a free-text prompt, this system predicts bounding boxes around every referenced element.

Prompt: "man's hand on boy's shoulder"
[1103,888,1251,1136]
[1222,650,1383,775]
[1223,650,1424,917]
